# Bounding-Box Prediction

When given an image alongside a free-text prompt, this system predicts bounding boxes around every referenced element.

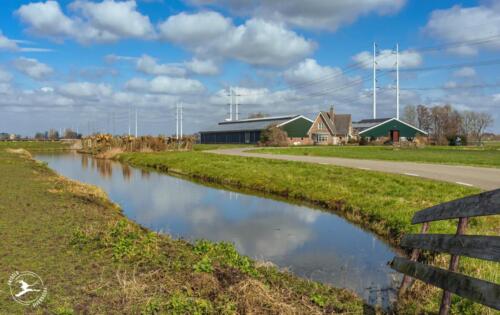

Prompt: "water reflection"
[36,152,400,307]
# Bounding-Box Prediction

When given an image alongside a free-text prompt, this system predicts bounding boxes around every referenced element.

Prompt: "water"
[36,152,400,307]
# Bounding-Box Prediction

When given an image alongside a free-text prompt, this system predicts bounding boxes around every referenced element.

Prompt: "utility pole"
[135,107,138,137]
[128,105,131,136]
[396,43,400,120]
[234,88,238,120]
[180,103,183,138]
[176,103,179,139]
[373,42,377,119]
[229,87,233,121]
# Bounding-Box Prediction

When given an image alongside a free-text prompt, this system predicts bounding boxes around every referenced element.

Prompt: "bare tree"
[472,112,494,145]
[416,105,432,132]
[402,105,417,126]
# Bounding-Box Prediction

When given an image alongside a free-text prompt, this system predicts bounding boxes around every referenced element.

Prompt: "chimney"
[329,105,335,121]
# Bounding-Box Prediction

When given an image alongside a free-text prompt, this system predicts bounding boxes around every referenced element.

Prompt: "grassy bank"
[251,145,500,168]
[117,151,499,314]
[0,146,366,314]
[0,140,70,151]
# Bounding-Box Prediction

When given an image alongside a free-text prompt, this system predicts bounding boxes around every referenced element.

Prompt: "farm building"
[308,106,353,145]
[353,117,427,142]
[199,115,313,144]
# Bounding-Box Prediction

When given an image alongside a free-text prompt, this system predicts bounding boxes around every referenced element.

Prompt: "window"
[316,134,328,142]
[318,122,325,130]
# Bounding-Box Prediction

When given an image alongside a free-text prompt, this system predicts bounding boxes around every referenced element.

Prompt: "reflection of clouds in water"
[194,212,315,258]
[37,153,398,309]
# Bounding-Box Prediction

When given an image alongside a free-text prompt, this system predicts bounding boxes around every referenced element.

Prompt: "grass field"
[0,144,365,314]
[251,144,500,168]
[118,150,500,314]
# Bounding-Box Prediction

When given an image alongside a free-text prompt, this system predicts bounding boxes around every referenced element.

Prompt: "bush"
[259,125,288,147]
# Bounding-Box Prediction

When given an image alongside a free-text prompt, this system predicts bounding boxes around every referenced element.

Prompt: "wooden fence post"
[438,217,468,315]
[399,222,430,294]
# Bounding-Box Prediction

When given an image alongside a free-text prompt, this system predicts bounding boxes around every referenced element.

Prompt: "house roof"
[319,112,336,134]
[317,111,352,136]
[334,114,351,135]
[200,115,309,133]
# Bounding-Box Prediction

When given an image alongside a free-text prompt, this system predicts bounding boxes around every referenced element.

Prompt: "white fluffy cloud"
[424,4,500,55]
[58,82,113,99]
[184,58,219,75]
[126,76,205,94]
[158,11,315,66]
[189,0,406,31]
[453,67,476,78]
[0,30,19,50]
[284,58,362,100]
[13,57,54,80]
[136,55,186,76]
[0,68,13,83]
[16,0,154,43]
[353,49,422,69]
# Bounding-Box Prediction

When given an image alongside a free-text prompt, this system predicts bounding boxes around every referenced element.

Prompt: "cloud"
[0,30,19,51]
[16,0,154,44]
[423,4,500,55]
[453,67,476,78]
[185,58,219,75]
[13,57,54,80]
[0,68,13,82]
[158,11,315,66]
[188,0,406,31]
[58,82,113,99]
[352,49,422,69]
[136,54,186,76]
[125,76,205,94]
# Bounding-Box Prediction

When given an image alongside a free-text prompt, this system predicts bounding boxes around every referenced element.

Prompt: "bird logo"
[15,280,41,298]
[8,271,47,307]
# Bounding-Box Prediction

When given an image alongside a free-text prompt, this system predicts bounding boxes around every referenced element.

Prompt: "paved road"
[210,148,500,191]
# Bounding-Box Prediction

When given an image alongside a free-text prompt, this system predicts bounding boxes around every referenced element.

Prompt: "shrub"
[259,125,288,147]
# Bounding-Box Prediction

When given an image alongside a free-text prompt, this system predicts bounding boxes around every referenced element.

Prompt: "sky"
[0,0,499,136]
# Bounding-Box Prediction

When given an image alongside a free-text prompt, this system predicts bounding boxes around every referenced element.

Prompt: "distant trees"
[403,104,494,145]
[248,112,268,119]
[402,105,417,127]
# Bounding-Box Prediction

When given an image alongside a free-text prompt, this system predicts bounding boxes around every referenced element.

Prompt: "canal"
[36,152,401,308]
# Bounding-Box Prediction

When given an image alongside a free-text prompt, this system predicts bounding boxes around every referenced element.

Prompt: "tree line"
[402,104,494,145]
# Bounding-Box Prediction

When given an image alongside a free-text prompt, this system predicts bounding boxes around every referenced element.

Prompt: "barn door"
[391,130,400,142]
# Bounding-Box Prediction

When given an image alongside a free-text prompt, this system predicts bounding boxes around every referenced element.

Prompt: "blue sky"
[0,0,499,136]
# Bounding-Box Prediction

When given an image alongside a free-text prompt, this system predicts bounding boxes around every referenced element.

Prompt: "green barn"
[354,117,427,142]
[200,115,313,144]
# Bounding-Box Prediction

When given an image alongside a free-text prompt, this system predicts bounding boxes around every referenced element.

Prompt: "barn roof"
[352,118,391,132]
[358,117,428,135]
[200,115,309,133]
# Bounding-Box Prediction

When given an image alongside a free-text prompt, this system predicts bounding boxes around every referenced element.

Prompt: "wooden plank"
[391,257,500,310]
[412,189,500,224]
[439,217,468,315]
[401,234,500,262]
[399,222,429,294]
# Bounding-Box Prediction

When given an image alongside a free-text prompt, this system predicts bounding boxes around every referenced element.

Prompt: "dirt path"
[210,148,500,191]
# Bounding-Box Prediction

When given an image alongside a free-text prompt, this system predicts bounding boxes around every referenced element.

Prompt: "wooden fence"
[390,189,500,314]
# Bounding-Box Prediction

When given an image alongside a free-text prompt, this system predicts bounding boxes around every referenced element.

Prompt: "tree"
[63,128,80,139]
[416,105,431,132]
[47,129,59,140]
[402,105,417,126]
[34,132,46,140]
[259,125,288,146]
[472,112,493,145]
